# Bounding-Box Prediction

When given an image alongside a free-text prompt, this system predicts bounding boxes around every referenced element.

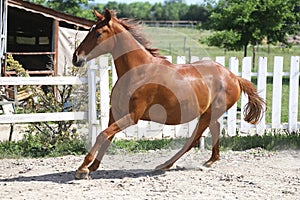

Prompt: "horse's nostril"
[72,54,77,64]
[72,54,86,67]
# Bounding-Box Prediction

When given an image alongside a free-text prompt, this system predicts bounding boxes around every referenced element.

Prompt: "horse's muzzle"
[72,53,86,67]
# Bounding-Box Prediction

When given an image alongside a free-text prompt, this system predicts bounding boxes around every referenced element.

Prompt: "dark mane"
[114,14,165,58]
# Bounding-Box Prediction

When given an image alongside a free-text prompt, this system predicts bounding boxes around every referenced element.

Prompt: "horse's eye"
[96,32,102,38]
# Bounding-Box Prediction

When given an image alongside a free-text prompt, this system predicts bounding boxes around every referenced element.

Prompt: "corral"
[0,2,299,200]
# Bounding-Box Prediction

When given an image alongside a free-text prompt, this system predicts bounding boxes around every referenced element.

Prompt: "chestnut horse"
[72,9,265,179]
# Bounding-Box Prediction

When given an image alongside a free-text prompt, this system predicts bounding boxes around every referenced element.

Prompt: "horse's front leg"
[75,113,136,179]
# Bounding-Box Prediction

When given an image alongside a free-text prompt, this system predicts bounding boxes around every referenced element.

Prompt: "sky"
[90,0,205,5]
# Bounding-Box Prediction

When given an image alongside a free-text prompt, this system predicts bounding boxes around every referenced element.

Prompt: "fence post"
[174,56,188,138]
[99,57,110,132]
[216,56,225,133]
[288,56,299,133]
[187,57,200,139]
[241,57,252,132]
[165,55,172,63]
[162,55,175,138]
[88,60,98,149]
[190,56,199,63]
[111,61,118,86]
[256,57,267,135]
[227,57,239,136]
[176,56,186,64]
[272,56,283,129]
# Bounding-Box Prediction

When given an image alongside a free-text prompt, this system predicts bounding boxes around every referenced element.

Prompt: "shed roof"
[8,0,94,29]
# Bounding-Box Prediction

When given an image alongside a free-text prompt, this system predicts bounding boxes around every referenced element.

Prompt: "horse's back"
[180,59,241,111]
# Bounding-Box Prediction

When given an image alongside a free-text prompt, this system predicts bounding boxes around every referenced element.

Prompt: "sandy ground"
[0,148,299,200]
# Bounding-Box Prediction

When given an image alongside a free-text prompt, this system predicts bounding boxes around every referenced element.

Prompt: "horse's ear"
[93,9,104,20]
[104,8,111,23]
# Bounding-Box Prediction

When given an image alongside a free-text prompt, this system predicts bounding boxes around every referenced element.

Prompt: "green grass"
[0,137,88,159]
[106,138,187,154]
[144,27,300,72]
[0,134,299,159]
[108,134,300,154]
[218,133,300,151]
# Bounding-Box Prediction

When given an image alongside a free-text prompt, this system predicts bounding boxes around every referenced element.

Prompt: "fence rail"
[0,76,88,124]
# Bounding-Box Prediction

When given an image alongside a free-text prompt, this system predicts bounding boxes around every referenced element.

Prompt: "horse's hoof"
[75,170,91,180]
[203,161,213,167]
[155,163,172,171]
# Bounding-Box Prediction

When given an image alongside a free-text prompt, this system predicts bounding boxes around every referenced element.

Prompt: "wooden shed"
[2,0,93,76]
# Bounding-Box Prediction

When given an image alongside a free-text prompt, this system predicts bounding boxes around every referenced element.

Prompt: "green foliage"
[28,0,93,19]
[1,134,299,158]
[22,71,87,152]
[217,133,300,151]
[204,30,241,51]
[5,54,88,157]
[108,134,300,154]
[107,138,187,154]
[0,134,87,159]
[29,0,211,22]
[203,0,300,56]
[6,54,29,77]
[181,4,210,22]
[28,0,47,5]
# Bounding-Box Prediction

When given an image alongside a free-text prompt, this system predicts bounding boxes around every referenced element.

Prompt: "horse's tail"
[237,77,266,124]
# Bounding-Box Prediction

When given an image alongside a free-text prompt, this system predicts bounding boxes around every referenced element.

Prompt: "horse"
[72,9,266,179]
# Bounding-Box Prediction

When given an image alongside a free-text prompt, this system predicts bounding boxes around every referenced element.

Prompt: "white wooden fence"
[0,56,299,146]
[90,55,299,144]
[0,76,88,122]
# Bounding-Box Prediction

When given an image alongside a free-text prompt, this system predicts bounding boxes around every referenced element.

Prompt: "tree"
[28,0,93,19]
[28,0,47,4]
[151,3,164,20]
[182,4,209,23]
[117,2,152,20]
[203,0,300,56]
[163,0,189,20]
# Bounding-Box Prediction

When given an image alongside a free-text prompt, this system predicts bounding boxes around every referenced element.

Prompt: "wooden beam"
[0,76,88,85]
[52,19,59,75]
[0,112,88,124]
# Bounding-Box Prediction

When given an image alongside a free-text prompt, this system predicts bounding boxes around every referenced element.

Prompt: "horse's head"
[73,9,115,67]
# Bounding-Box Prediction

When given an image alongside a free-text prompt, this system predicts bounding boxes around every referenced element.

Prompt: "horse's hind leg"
[155,111,212,170]
[204,121,221,167]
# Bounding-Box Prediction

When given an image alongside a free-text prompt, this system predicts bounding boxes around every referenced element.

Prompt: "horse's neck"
[111,31,153,78]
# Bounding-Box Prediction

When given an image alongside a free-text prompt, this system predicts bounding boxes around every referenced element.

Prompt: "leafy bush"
[0,133,88,159]
[5,55,88,155]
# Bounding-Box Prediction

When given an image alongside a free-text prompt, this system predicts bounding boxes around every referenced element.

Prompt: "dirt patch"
[0,148,299,199]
